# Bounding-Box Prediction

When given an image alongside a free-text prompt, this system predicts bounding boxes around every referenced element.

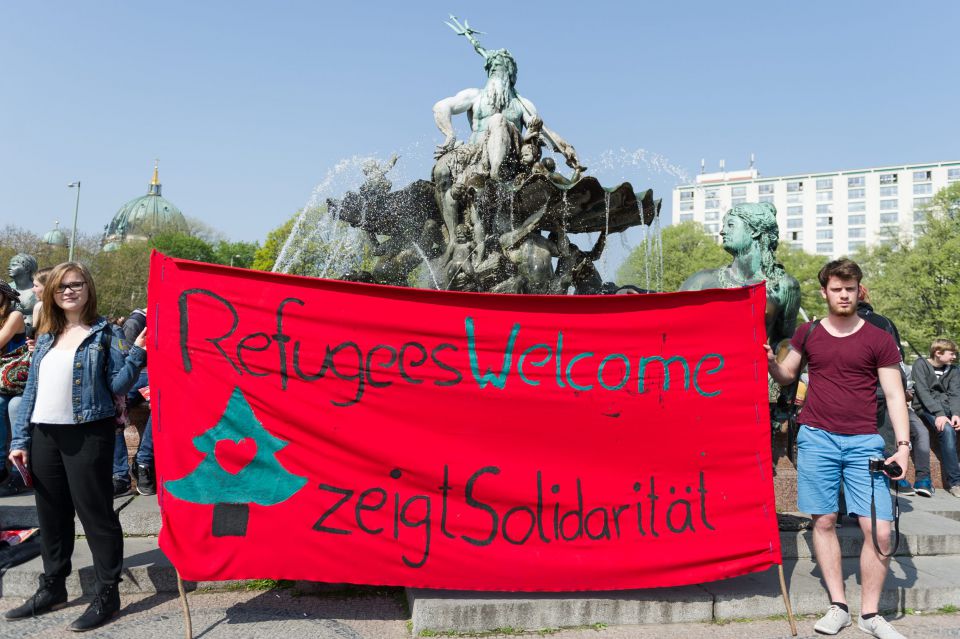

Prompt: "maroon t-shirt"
[791,320,902,435]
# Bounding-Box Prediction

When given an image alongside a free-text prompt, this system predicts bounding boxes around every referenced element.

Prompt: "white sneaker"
[857,614,906,639]
[814,605,852,634]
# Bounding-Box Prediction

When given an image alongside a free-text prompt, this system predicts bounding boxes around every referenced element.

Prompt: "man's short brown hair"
[930,338,958,358]
[818,258,863,287]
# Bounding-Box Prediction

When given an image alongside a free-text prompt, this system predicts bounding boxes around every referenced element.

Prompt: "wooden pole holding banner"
[777,563,798,636]
[176,569,193,639]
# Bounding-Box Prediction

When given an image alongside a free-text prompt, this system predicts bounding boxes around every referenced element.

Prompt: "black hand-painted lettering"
[313,483,354,535]
[178,288,240,374]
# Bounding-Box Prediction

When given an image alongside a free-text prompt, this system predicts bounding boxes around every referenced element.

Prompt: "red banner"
[148,251,779,591]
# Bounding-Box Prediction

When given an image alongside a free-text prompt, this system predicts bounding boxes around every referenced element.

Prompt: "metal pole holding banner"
[777,562,798,636]
[176,568,193,639]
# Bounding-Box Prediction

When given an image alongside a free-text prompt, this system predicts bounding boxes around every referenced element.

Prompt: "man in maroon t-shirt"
[767,259,910,639]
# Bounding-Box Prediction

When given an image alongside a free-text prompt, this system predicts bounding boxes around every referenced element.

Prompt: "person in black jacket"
[110,309,154,496]
[911,338,960,498]
[857,286,932,496]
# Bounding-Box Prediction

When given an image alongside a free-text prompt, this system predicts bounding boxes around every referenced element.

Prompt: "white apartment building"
[672,161,960,258]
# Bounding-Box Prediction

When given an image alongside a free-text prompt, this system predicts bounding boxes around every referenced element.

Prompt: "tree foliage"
[616,221,728,292]
[776,243,827,320]
[860,182,960,356]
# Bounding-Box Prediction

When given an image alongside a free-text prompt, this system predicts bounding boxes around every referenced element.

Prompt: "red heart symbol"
[215,438,257,475]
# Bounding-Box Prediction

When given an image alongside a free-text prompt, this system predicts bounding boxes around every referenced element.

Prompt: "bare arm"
[879,365,909,479]
[0,311,25,348]
[766,346,801,386]
[433,88,480,145]
[587,230,607,261]
[518,96,582,171]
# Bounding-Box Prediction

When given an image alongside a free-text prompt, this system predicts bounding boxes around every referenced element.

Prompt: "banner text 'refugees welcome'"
[179,289,726,407]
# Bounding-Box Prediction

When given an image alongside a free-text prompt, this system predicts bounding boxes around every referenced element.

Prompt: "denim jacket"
[10,317,146,451]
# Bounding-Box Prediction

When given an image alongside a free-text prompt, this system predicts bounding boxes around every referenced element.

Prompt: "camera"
[868,458,903,477]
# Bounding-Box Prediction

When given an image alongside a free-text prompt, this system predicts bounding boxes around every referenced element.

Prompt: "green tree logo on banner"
[165,387,307,536]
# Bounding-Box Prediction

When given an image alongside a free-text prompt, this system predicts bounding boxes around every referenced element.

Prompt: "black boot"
[3,574,68,619]
[68,583,120,632]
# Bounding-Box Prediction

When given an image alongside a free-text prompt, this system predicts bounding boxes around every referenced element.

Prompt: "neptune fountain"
[324,17,661,293]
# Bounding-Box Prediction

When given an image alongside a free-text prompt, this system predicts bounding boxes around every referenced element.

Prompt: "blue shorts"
[796,424,893,520]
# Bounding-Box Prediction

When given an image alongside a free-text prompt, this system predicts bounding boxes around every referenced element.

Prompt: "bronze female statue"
[680,202,800,350]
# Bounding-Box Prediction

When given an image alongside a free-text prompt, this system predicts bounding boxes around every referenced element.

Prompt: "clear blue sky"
[2,1,957,271]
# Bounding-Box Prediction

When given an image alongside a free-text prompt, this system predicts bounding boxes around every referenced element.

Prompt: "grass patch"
[938,604,958,614]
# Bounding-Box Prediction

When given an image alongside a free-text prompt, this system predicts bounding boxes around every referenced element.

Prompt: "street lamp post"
[67,181,81,262]
[230,254,242,267]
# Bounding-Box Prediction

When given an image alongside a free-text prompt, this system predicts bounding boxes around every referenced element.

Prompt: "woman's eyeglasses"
[55,281,86,294]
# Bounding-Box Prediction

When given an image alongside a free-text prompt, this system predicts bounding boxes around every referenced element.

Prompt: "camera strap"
[870,475,900,558]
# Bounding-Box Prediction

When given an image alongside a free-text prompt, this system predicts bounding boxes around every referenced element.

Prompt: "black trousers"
[30,420,123,589]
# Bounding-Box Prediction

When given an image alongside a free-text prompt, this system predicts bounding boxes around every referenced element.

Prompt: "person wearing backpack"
[767,259,910,639]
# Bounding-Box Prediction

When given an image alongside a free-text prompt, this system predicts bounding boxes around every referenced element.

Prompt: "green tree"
[863,182,960,353]
[253,207,372,277]
[213,240,259,268]
[252,214,297,271]
[617,221,727,292]
[776,244,828,320]
[148,232,217,263]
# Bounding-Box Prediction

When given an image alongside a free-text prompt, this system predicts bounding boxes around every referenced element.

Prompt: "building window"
[914,224,926,235]
[816,191,833,202]
[880,199,898,210]
[913,210,926,222]
[848,240,866,251]
[913,183,933,195]
[848,201,866,212]
[879,186,898,197]
[680,190,694,201]
[791,231,802,242]
[759,195,774,203]
[949,168,960,182]
[679,213,693,222]
[787,218,803,229]
[816,204,833,215]
[816,178,834,190]
[847,176,866,187]
[816,242,833,254]
[879,212,899,224]
[704,189,719,198]
[704,199,720,209]
[787,194,803,204]
[848,214,866,225]
[913,197,932,209]
[816,229,833,240]
[913,170,932,182]
[731,197,746,205]
[817,216,834,227]
[787,181,804,193]
[758,183,774,194]
[879,173,898,185]
[787,205,803,216]
[680,201,694,211]
[731,186,747,197]
[848,188,866,200]
[705,210,720,221]
[704,223,719,233]
[848,227,866,239]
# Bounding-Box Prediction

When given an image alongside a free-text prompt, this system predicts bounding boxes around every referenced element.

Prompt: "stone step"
[6,492,960,558]
[0,537,244,598]
[2,537,959,634]
[408,554,960,634]
[0,493,160,536]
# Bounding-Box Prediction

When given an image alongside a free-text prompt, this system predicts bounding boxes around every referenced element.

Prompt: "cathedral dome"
[43,220,68,247]
[103,162,188,249]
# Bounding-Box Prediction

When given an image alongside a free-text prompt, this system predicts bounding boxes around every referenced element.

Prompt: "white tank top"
[31,346,80,424]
